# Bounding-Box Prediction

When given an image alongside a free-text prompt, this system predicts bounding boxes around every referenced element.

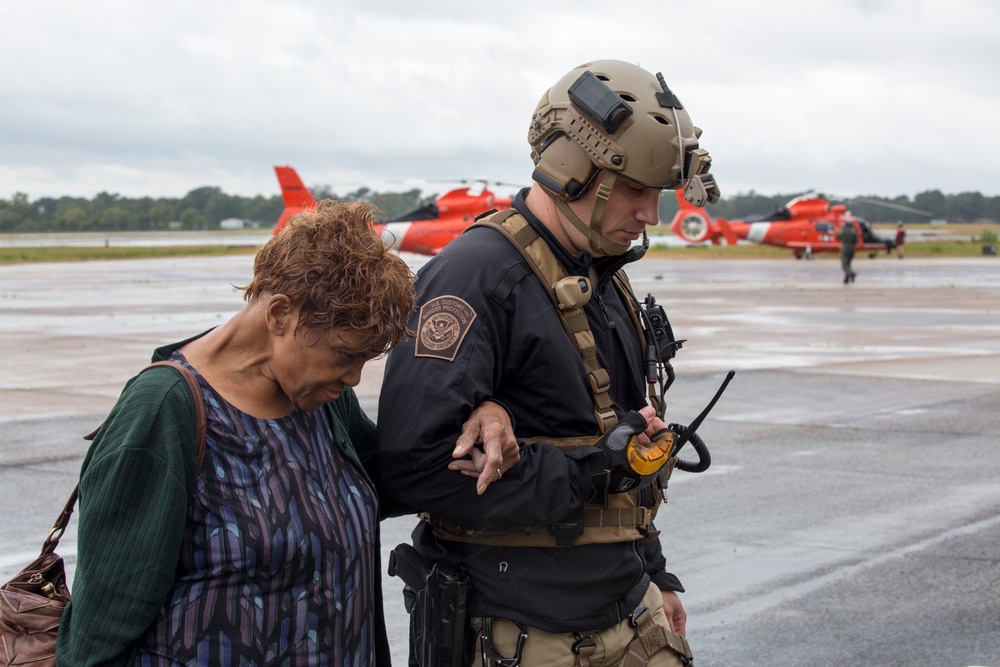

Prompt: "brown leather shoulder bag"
[0,361,206,667]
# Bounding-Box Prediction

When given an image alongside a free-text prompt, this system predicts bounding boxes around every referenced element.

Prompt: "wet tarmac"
[1,253,998,666]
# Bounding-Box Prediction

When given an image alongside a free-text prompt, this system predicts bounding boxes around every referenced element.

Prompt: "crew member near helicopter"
[836,219,859,283]
[377,60,720,667]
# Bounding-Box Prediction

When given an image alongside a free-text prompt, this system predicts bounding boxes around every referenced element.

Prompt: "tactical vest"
[421,209,666,548]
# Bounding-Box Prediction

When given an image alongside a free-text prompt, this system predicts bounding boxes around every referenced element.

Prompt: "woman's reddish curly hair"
[241,199,415,355]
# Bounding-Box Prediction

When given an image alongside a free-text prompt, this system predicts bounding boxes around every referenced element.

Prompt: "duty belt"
[420,505,655,548]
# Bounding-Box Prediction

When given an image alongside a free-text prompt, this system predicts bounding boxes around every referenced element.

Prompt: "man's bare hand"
[448,400,519,494]
[636,405,669,445]
[661,590,687,637]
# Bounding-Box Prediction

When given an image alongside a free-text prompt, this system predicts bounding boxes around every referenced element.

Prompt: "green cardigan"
[56,332,396,666]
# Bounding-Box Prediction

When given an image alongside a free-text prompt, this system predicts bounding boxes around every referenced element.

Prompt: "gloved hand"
[593,410,675,496]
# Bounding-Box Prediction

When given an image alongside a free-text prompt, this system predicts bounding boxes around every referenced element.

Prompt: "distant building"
[219,218,246,229]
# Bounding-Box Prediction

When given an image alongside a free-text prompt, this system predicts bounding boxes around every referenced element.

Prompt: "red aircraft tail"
[273,165,317,235]
[668,190,737,245]
[670,190,717,244]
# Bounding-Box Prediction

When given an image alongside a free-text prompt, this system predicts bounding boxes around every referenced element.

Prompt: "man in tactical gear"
[377,59,720,667]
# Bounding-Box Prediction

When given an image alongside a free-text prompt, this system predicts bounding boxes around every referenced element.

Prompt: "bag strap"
[41,360,207,555]
[41,486,79,556]
[142,360,207,467]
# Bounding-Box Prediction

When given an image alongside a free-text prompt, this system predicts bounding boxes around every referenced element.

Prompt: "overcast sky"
[2,0,998,202]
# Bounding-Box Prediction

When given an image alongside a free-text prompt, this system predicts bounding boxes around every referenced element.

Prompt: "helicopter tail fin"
[273,165,317,235]
[669,189,717,244]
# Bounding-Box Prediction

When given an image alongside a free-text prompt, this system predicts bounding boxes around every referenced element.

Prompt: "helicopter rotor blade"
[848,197,933,217]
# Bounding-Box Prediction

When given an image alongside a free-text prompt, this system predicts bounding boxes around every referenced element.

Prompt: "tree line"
[1,185,997,234]
[0,185,429,234]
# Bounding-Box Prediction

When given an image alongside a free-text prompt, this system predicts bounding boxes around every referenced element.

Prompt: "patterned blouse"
[133,354,379,666]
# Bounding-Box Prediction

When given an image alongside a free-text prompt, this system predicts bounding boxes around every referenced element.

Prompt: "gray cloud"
[1,0,998,199]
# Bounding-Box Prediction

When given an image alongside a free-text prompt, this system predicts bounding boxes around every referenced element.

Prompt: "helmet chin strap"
[555,171,631,257]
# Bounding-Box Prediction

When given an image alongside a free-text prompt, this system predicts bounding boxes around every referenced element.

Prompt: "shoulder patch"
[415,295,477,361]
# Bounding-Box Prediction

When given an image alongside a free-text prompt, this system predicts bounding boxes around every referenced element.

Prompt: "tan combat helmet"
[529,59,720,256]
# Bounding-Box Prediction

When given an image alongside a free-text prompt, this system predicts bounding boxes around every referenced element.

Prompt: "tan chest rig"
[422,209,672,548]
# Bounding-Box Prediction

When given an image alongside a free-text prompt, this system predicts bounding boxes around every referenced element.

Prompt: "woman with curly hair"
[56,200,515,666]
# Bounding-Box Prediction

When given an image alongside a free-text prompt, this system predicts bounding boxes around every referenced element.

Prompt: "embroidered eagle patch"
[415,295,477,361]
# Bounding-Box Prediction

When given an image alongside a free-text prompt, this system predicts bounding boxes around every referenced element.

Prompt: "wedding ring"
[496,467,503,479]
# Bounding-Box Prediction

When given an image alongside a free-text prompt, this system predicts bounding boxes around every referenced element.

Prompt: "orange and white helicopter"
[668,189,899,259]
[272,165,513,256]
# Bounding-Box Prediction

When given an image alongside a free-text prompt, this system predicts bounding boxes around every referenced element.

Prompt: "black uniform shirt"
[377,190,681,632]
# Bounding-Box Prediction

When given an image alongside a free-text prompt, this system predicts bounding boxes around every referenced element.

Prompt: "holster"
[389,543,472,667]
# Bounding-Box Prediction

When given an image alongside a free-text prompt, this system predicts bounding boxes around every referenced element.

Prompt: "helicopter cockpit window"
[858,219,876,241]
[387,201,440,223]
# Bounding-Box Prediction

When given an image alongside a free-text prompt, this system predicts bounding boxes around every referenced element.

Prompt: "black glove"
[590,411,675,502]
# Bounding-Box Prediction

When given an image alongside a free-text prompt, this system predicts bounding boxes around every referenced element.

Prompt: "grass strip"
[0,244,261,264]
[0,239,994,264]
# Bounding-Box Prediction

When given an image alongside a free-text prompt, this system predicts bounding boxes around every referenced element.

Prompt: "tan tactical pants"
[470,583,689,667]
